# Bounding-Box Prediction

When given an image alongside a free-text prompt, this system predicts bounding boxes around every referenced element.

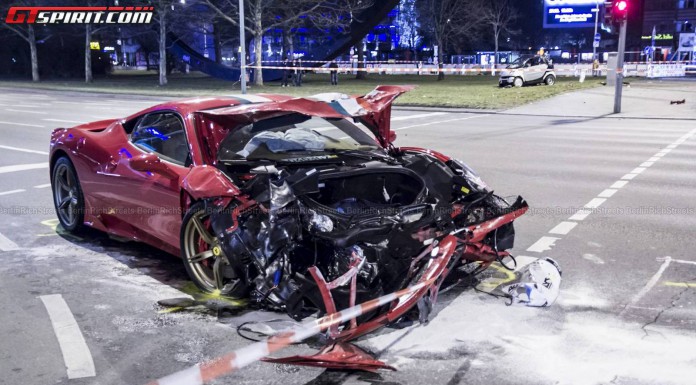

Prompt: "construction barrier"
[146,276,439,385]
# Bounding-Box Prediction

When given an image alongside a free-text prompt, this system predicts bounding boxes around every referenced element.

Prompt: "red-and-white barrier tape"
[146,276,437,385]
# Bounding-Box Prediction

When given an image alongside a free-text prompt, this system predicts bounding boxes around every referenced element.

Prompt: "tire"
[180,201,246,297]
[51,157,85,233]
[513,77,524,87]
[545,75,556,86]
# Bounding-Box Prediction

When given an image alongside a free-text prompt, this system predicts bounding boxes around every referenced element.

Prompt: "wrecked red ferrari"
[50,86,528,343]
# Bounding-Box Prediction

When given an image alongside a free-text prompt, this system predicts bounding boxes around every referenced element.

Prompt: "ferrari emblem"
[212,246,222,256]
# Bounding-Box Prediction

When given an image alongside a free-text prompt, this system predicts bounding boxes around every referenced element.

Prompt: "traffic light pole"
[613,18,627,113]
[239,0,247,94]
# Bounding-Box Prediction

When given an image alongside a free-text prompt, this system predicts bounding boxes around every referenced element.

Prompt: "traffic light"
[612,0,629,22]
[602,0,629,30]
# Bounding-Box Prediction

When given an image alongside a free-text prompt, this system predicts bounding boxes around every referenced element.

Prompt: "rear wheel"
[51,157,85,233]
[513,77,524,87]
[181,201,246,296]
[545,74,556,86]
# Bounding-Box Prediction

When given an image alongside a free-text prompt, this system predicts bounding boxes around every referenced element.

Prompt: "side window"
[130,112,190,166]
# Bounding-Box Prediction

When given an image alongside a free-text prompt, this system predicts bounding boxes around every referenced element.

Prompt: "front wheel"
[51,157,85,233]
[180,201,246,297]
[544,75,556,86]
[513,77,524,87]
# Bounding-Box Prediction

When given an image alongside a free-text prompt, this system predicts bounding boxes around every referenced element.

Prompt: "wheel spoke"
[191,215,215,245]
[188,250,213,263]
[56,177,68,192]
[58,196,71,210]
[213,257,224,290]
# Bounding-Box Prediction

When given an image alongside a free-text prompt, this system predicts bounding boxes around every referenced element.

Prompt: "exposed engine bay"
[202,148,523,322]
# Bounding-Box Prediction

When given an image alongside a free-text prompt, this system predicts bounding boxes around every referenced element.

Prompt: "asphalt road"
[0,83,695,385]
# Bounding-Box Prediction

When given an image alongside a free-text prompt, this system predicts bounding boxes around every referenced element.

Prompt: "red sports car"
[49,86,528,341]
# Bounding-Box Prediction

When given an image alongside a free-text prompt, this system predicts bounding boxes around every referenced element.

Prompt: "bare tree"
[482,0,518,71]
[418,0,484,80]
[203,0,323,86]
[1,1,44,82]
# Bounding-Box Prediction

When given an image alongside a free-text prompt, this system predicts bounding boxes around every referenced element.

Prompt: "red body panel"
[48,89,409,256]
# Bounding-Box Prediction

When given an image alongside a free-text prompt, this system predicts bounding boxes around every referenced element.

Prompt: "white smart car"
[499,55,556,87]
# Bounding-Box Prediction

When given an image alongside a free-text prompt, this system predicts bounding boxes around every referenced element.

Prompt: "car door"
[109,111,191,251]
[526,57,547,83]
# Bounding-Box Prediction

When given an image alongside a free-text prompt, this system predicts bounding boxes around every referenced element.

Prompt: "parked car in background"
[499,55,556,87]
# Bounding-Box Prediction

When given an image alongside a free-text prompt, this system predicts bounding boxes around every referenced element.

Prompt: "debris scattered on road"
[502,258,562,307]
[670,99,686,105]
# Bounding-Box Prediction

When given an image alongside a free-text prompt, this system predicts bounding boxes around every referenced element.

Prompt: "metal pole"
[613,18,627,113]
[238,0,247,94]
[593,0,599,61]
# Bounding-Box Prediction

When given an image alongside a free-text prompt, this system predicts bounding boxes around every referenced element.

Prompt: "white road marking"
[619,257,671,317]
[652,153,666,158]
[548,221,578,235]
[647,157,660,162]
[0,189,25,196]
[12,104,43,108]
[630,167,647,174]
[0,145,49,155]
[639,162,654,168]
[391,112,448,121]
[39,294,96,379]
[527,236,561,253]
[666,144,678,149]
[621,173,638,180]
[392,114,490,131]
[657,149,672,154]
[34,183,52,189]
[6,108,48,114]
[598,188,617,198]
[0,120,45,128]
[569,209,592,221]
[0,162,49,174]
[657,257,696,266]
[0,232,19,251]
[610,180,628,189]
[43,118,84,124]
[585,198,606,209]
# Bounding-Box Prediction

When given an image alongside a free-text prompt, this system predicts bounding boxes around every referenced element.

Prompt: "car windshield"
[217,113,381,162]
[507,56,532,69]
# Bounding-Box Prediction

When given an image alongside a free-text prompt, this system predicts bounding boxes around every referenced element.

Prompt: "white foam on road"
[39,294,96,379]
[0,163,49,174]
[0,232,19,251]
[0,145,49,155]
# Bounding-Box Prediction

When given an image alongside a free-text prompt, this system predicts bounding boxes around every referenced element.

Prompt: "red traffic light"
[610,0,629,22]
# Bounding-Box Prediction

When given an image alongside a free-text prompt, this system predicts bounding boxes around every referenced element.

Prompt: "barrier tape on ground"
[146,276,437,385]
[248,65,578,74]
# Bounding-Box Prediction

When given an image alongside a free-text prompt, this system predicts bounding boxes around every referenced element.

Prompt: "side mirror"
[129,153,174,177]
